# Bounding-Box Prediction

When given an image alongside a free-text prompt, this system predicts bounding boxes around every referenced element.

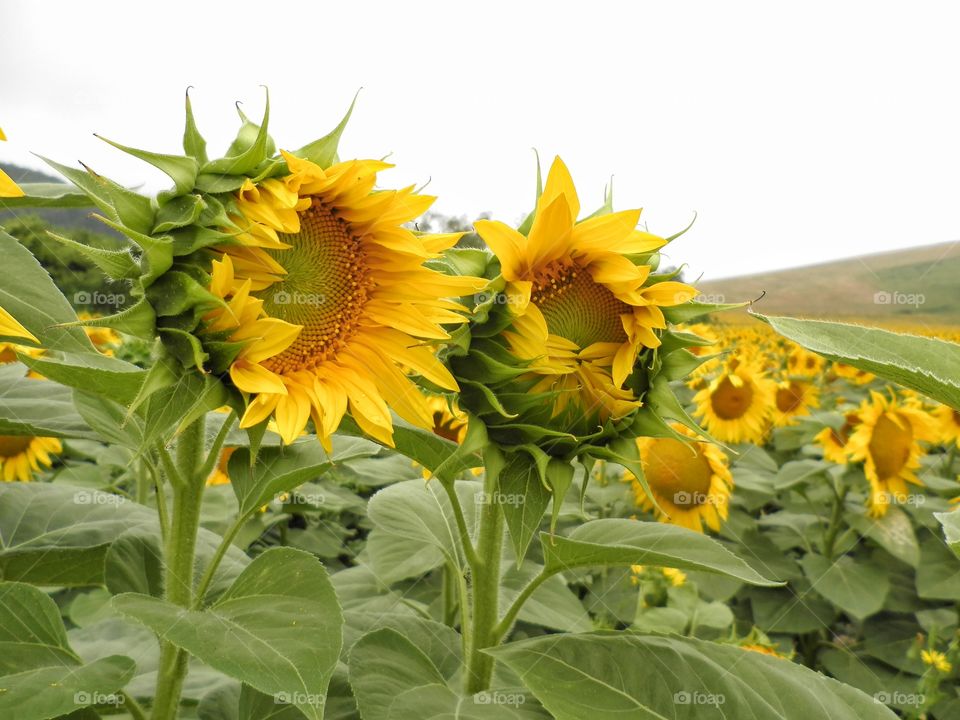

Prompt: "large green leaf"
[801,554,889,620]
[0,364,95,438]
[22,352,148,406]
[499,451,551,566]
[113,547,342,720]
[0,228,94,354]
[541,519,779,586]
[0,582,136,720]
[489,633,896,719]
[758,314,960,408]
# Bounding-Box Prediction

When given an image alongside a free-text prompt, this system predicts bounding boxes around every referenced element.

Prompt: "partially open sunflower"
[0,435,61,482]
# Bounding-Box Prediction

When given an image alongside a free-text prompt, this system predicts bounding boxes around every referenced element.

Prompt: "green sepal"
[546,458,575,535]
[205,339,248,375]
[430,411,487,484]
[516,150,543,236]
[194,174,247,194]
[170,225,234,256]
[146,270,222,317]
[95,134,199,196]
[44,231,140,280]
[644,376,716,443]
[586,436,663,515]
[125,350,180,419]
[153,194,206,233]
[451,346,529,383]
[458,379,517,419]
[231,101,277,159]
[182,88,208,163]
[158,327,208,370]
[664,211,697,242]
[498,447,551,565]
[659,348,709,381]
[65,298,157,341]
[659,328,717,353]
[202,91,272,176]
[93,215,174,287]
[39,155,119,219]
[663,300,748,324]
[294,92,358,168]
[581,176,615,221]
[79,163,155,234]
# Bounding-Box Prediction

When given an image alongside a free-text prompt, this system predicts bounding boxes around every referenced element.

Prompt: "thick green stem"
[823,483,849,561]
[151,417,206,720]
[464,486,504,694]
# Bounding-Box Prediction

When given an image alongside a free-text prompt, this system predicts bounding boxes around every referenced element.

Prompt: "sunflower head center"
[869,412,913,479]
[775,382,805,413]
[711,375,755,420]
[0,435,32,457]
[643,438,714,507]
[531,261,629,348]
[258,202,373,372]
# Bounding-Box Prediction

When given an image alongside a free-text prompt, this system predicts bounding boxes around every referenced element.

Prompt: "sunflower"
[831,361,874,385]
[627,423,733,533]
[771,379,819,427]
[426,394,468,444]
[630,564,687,587]
[0,435,61,482]
[786,345,824,378]
[0,127,25,198]
[815,411,861,464]
[845,391,937,516]
[473,157,695,424]
[934,404,960,448]
[693,360,775,444]
[921,649,953,674]
[212,152,486,449]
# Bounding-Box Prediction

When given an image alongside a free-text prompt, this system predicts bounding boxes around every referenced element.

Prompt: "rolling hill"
[696,241,960,325]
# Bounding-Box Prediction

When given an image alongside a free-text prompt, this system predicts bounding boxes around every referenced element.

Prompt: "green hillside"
[697,242,960,325]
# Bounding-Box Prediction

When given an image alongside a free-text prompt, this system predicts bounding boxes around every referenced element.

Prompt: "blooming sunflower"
[693,360,775,444]
[0,127,25,198]
[786,345,824,378]
[627,423,733,533]
[630,564,686,587]
[815,411,861,464]
[771,379,819,427]
[213,152,486,448]
[831,361,874,385]
[0,435,61,482]
[846,391,937,516]
[472,157,695,426]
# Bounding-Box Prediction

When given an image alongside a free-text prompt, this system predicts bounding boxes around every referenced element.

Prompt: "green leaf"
[0,582,136,720]
[801,554,889,620]
[916,532,960,600]
[153,193,206,233]
[202,92,272,175]
[113,547,342,720]
[43,231,139,279]
[21,353,147,406]
[362,529,445,584]
[103,529,165,597]
[490,633,896,719]
[225,439,368,516]
[499,451,551,566]
[366,479,466,569]
[0,364,95,439]
[0,182,94,208]
[0,229,94,353]
[848,506,919,567]
[183,89,209,164]
[936,510,960,559]
[96,134,199,195]
[347,628,447,720]
[541,519,780,586]
[663,299,747,324]
[758,313,960,408]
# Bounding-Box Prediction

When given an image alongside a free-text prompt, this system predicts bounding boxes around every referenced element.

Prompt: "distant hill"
[0,162,121,236]
[698,241,960,325]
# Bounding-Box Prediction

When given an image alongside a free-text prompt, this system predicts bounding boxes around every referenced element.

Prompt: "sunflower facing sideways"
[815,410,862,464]
[24,93,487,451]
[472,157,696,427]
[693,358,776,444]
[845,391,937,516]
[771,378,819,427]
[627,423,733,533]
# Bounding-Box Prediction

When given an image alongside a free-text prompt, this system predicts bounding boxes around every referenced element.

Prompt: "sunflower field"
[1,95,960,720]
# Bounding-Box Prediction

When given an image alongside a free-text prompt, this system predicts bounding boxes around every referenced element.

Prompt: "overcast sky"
[2,1,958,281]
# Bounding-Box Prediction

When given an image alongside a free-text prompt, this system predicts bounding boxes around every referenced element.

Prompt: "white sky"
[2,0,959,280]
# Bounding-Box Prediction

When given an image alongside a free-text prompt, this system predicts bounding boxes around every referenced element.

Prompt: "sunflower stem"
[151,416,207,720]
[464,475,504,695]
[822,483,848,561]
